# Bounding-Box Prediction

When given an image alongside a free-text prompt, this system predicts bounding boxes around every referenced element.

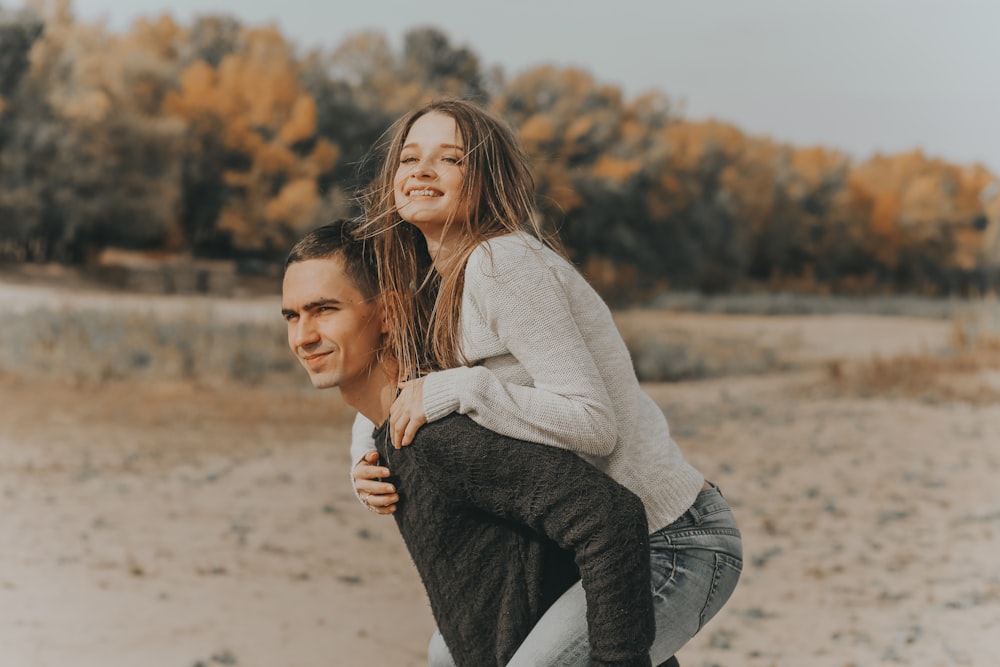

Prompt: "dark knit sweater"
[373,414,654,667]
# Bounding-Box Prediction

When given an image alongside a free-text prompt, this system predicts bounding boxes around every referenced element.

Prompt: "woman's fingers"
[390,378,427,448]
[400,414,425,447]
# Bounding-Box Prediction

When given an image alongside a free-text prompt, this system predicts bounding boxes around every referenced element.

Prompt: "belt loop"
[687,503,702,525]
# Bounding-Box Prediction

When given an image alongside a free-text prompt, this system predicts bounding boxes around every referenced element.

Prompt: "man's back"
[373,414,654,667]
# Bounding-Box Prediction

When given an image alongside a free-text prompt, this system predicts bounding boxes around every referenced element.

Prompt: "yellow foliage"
[265,179,319,226]
[790,146,848,190]
[163,61,216,117]
[277,95,317,145]
[222,171,251,188]
[307,139,341,176]
[665,120,746,169]
[124,14,182,58]
[564,115,594,147]
[217,206,249,240]
[620,119,645,145]
[254,143,297,174]
[899,173,952,231]
[591,155,641,181]
[519,113,556,151]
[535,164,582,211]
[157,23,340,251]
[222,116,263,155]
[870,193,900,236]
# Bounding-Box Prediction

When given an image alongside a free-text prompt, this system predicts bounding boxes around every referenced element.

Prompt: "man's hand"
[352,450,398,514]
[389,376,427,449]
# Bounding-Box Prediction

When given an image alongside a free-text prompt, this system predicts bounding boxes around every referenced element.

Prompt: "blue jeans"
[428,484,742,666]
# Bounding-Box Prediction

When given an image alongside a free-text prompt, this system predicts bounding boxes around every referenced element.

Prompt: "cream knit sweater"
[352,232,704,532]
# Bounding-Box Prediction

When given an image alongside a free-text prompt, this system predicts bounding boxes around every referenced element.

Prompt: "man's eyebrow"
[281,297,343,317]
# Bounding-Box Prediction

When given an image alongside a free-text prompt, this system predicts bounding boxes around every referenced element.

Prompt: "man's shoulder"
[414,413,483,443]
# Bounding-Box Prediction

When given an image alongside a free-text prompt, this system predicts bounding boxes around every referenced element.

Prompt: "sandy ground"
[2,301,1000,666]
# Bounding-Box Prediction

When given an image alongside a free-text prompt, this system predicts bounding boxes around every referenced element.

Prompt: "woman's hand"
[352,450,398,514]
[389,376,427,449]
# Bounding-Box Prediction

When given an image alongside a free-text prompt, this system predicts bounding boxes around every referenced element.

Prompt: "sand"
[2,293,999,666]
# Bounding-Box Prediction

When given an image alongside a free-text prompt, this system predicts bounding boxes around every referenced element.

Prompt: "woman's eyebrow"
[401,142,465,150]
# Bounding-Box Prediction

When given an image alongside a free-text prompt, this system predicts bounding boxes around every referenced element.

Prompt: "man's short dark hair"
[284,220,379,300]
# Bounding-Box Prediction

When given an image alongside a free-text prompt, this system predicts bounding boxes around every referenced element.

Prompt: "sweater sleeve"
[413,415,654,667]
[421,237,619,457]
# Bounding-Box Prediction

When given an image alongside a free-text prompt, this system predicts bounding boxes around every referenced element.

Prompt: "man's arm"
[410,414,654,667]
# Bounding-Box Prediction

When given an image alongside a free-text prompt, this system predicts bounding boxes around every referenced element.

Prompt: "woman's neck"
[419,224,466,275]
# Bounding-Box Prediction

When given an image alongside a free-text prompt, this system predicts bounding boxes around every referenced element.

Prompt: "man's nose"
[292,317,320,349]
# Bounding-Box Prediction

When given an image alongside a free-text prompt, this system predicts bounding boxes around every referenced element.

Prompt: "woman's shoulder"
[467,232,558,278]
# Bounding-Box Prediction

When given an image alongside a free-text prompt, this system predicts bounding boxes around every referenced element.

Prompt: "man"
[281,221,657,666]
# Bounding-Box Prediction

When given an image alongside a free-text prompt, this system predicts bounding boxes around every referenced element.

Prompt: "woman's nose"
[413,157,436,178]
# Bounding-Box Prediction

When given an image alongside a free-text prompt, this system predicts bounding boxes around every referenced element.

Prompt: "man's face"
[281,256,385,391]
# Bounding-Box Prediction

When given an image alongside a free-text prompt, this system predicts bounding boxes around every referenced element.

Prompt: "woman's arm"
[420,238,620,456]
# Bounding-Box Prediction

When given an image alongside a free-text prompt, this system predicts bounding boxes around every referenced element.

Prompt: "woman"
[352,99,742,666]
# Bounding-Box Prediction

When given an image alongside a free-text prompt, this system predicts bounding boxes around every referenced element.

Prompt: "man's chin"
[308,372,339,390]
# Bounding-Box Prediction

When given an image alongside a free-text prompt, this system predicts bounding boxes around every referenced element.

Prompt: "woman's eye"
[443,155,463,165]
[400,156,418,164]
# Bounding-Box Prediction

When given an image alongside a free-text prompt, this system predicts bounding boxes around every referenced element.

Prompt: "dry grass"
[824,322,1000,404]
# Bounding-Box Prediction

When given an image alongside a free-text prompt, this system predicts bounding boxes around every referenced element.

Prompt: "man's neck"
[339,360,399,427]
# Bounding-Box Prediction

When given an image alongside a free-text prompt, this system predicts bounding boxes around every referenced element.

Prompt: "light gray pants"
[428,484,742,666]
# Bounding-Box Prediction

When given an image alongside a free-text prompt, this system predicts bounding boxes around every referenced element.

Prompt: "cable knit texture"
[374,414,654,667]
[352,231,705,532]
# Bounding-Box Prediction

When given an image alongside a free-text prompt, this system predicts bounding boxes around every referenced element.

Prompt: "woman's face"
[393,112,469,237]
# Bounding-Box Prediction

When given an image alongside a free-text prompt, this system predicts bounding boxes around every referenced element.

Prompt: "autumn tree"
[1,9,996,296]
[303,26,493,195]
[0,3,184,261]
[162,26,345,256]
[0,4,42,108]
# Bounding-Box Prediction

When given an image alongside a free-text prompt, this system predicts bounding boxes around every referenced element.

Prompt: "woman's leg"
[505,580,591,665]
[427,630,456,667]
[507,484,742,666]
[646,484,742,661]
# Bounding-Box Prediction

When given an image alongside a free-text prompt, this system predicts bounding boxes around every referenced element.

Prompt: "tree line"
[2,1,998,298]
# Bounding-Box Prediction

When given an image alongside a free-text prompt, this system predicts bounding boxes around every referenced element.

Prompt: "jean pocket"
[698,552,742,631]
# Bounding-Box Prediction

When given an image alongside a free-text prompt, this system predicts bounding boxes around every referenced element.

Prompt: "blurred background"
[1,2,999,666]
[2,0,998,383]
[2,0,999,300]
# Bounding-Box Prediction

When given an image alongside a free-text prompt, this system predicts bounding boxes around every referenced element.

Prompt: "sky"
[61,0,1000,176]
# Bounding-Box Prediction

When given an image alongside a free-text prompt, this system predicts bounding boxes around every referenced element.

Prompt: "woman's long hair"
[357,99,564,376]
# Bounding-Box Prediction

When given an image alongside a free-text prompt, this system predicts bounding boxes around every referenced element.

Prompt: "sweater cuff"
[421,368,465,422]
